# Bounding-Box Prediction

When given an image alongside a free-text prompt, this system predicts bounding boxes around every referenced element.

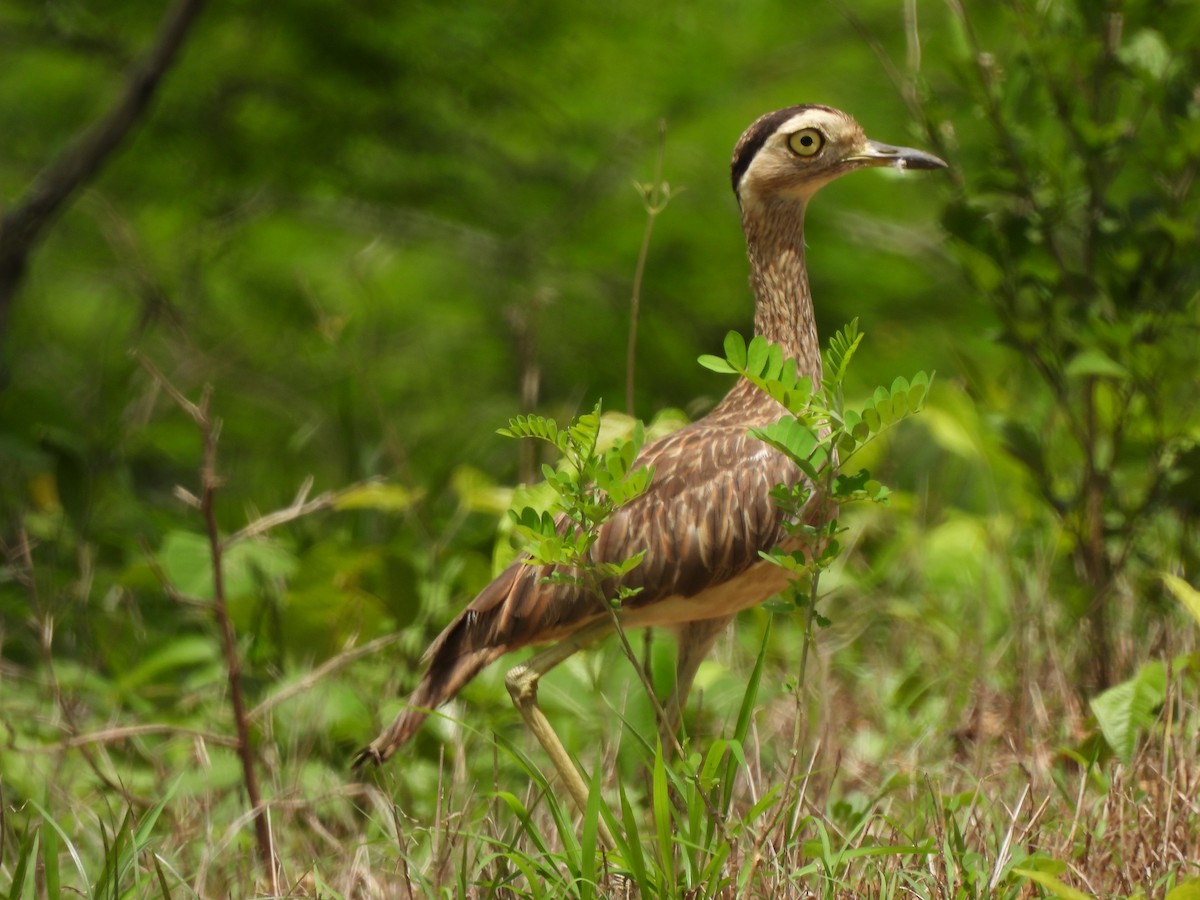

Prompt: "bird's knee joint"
[505,663,538,705]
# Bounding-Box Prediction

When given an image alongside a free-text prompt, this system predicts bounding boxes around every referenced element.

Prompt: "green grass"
[4,564,1198,897]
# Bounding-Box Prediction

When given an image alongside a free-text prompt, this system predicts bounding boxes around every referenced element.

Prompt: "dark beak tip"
[862,139,948,172]
[906,155,949,171]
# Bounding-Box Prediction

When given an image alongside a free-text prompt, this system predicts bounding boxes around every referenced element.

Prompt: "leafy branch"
[499,404,745,853]
[702,320,932,863]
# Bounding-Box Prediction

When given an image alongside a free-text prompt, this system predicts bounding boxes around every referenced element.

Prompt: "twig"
[194,387,279,892]
[141,358,280,892]
[224,475,381,547]
[132,350,204,421]
[625,119,673,416]
[0,0,208,342]
[249,633,403,721]
[33,723,239,751]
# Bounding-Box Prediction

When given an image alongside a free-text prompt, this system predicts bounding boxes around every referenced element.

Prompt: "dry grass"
[5,611,1197,899]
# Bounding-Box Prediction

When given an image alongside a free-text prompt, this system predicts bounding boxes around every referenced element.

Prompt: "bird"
[355,105,946,826]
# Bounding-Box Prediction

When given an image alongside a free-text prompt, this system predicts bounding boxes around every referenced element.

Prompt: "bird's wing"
[354,402,810,762]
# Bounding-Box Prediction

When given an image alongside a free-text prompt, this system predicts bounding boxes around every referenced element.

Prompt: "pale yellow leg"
[504,620,616,849]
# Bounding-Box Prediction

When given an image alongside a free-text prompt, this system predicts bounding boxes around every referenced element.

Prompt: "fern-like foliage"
[698,320,933,601]
[499,403,653,605]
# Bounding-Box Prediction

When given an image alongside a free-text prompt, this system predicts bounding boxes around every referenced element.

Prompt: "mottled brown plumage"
[356,105,946,770]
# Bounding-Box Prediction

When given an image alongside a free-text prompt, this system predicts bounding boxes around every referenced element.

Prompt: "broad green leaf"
[117,636,219,692]
[746,335,769,376]
[907,373,930,412]
[451,465,512,515]
[1166,880,1200,900]
[158,530,294,600]
[1064,350,1128,380]
[723,331,747,370]
[862,407,882,434]
[1089,660,1166,763]
[878,395,896,426]
[752,418,820,465]
[1163,573,1200,629]
[698,354,737,374]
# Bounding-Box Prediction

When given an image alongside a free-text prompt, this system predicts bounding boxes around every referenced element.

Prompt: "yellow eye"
[787,128,824,157]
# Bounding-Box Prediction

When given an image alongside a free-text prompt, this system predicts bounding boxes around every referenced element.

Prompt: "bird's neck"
[741,197,822,383]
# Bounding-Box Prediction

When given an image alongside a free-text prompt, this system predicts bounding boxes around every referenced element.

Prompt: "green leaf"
[9,820,38,900]
[117,636,219,692]
[617,780,650,892]
[1118,28,1172,80]
[699,739,728,790]
[1163,573,1200,630]
[862,406,881,434]
[698,354,737,374]
[652,743,676,896]
[752,418,820,464]
[907,371,931,413]
[333,482,419,512]
[1089,660,1167,763]
[1064,350,1128,380]
[156,530,295,600]
[1011,867,1095,900]
[746,335,769,376]
[1165,880,1200,900]
[723,331,748,370]
[825,318,863,384]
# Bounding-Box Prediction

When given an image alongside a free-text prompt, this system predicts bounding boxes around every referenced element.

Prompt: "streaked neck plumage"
[707,193,822,424]
[742,194,822,384]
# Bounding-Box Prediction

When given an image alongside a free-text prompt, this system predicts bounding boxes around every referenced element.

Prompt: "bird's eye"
[787,128,824,158]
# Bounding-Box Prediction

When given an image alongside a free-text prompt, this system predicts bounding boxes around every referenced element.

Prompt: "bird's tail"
[351,621,507,769]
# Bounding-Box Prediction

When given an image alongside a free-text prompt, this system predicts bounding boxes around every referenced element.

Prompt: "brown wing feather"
[354,385,805,765]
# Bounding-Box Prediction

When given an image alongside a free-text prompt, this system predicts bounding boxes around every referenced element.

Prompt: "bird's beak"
[849,139,948,171]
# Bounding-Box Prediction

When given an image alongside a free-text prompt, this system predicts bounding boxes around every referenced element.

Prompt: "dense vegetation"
[1,0,1197,896]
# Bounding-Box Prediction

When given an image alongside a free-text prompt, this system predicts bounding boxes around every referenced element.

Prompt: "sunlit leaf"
[1165,880,1200,900]
[1064,350,1128,380]
[698,354,737,374]
[334,482,419,512]
[1163,573,1200,630]
[723,331,747,370]
[1089,660,1166,764]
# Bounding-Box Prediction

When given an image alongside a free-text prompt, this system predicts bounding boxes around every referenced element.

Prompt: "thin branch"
[224,475,383,548]
[0,0,208,341]
[249,633,404,721]
[193,388,278,892]
[625,119,673,416]
[34,723,239,752]
[132,349,204,422]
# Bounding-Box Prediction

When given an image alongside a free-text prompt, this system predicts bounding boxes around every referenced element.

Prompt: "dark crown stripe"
[730,104,834,196]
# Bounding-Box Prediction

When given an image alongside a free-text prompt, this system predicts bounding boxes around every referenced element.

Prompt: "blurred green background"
[1,0,1197,891]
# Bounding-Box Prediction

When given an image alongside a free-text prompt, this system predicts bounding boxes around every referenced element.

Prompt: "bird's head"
[731,105,947,209]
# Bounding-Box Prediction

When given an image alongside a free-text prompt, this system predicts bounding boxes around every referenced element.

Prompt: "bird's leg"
[504,619,615,848]
[661,615,735,752]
